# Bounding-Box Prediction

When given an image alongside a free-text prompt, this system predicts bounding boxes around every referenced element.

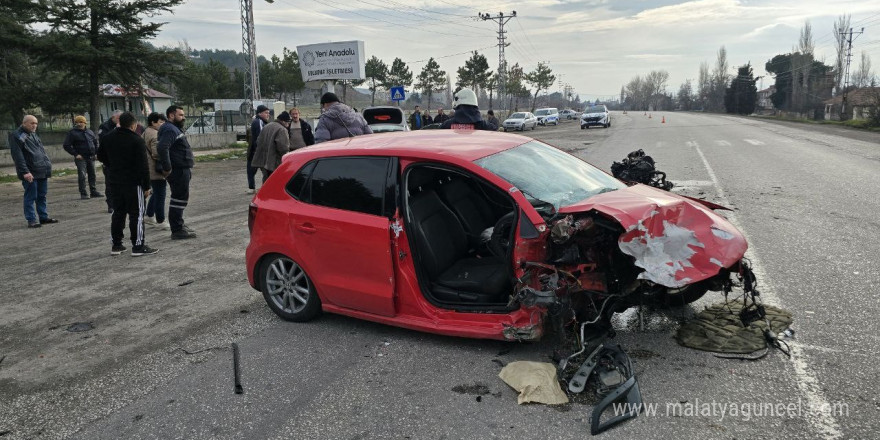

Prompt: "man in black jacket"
[288,107,314,150]
[157,105,197,240]
[440,88,497,131]
[247,105,270,193]
[7,115,58,228]
[97,112,157,256]
[97,110,122,213]
[64,115,102,199]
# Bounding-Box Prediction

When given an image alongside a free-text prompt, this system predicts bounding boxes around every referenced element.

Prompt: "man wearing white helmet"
[440,88,498,131]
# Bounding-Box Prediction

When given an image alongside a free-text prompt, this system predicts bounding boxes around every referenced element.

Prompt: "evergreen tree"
[456,51,491,96]
[0,0,41,125]
[525,62,556,111]
[40,0,186,130]
[365,56,388,106]
[415,58,446,109]
[724,63,757,114]
[386,58,413,89]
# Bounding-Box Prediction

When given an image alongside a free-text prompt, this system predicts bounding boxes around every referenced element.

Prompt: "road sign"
[390,86,405,103]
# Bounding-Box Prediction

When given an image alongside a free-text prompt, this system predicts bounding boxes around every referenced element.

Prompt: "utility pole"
[240,0,264,113]
[479,11,516,108]
[840,26,864,119]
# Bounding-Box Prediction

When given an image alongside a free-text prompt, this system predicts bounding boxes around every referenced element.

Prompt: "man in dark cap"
[247,104,270,193]
[63,115,101,199]
[252,111,292,182]
[314,92,372,143]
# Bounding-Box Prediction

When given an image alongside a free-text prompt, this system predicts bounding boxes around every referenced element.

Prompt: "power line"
[406,44,497,65]
[352,0,493,35]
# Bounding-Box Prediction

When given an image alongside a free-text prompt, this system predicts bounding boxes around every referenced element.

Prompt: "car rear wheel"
[260,254,321,322]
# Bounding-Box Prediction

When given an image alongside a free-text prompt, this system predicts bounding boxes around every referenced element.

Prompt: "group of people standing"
[407,89,499,131]
[246,92,376,191]
[6,105,197,256]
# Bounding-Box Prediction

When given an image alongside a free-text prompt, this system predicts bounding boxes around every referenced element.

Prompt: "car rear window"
[363,108,403,125]
[307,157,390,216]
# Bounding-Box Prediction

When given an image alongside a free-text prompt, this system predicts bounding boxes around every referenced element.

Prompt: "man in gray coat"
[314,92,372,143]
[7,115,58,228]
[252,111,292,182]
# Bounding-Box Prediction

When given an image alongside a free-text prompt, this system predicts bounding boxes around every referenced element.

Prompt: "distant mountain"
[188,49,268,71]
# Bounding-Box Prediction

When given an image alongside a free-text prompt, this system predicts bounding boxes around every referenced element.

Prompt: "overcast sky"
[153,0,880,101]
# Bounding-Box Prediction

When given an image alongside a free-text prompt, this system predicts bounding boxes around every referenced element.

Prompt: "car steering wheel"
[489,211,516,257]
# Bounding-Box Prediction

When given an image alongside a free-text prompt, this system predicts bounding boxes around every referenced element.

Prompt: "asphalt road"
[1,113,878,439]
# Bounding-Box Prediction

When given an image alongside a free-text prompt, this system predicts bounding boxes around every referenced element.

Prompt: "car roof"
[289,130,532,162]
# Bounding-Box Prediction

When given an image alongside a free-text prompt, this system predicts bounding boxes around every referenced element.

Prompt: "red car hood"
[558,185,747,288]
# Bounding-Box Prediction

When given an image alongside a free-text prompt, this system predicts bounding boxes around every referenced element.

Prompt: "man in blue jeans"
[8,115,59,228]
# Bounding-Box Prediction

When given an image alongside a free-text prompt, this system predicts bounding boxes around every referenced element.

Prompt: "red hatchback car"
[246,131,749,341]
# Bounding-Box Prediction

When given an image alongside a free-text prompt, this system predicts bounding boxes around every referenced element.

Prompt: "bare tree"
[709,46,729,111]
[833,14,852,94]
[851,51,875,88]
[697,61,710,110]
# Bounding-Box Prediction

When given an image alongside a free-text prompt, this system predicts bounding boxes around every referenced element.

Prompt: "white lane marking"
[715,140,732,146]
[743,139,765,145]
[691,140,843,439]
[671,180,714,188]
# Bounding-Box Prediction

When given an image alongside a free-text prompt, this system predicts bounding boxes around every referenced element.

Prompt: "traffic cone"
[661,116,665,123]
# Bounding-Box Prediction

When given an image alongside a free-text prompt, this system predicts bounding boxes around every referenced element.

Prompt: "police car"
[534,108,559,126]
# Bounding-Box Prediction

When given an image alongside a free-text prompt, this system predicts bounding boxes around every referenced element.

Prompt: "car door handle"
[296,223,317,234]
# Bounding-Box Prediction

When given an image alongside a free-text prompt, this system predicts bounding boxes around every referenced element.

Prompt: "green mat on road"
[676,299,793,354]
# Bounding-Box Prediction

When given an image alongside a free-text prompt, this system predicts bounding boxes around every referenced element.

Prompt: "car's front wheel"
[260,254,321,322]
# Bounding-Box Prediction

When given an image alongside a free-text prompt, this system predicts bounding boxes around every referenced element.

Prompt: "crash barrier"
[0,132,236,167]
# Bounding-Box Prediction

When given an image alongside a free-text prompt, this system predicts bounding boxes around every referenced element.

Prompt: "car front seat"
[438,178,497,247]
[408,188,510,303]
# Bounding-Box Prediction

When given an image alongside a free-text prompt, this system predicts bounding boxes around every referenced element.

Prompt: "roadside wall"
[0,132,236,167]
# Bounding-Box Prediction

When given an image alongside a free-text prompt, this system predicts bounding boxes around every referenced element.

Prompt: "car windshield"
[586,106,606,113]
[509,113,526,119]
[535,109,551,116]
[475,140,626,211]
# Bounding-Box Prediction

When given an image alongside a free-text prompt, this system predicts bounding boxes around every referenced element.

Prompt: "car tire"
[532,124,536,130]
[260,254,321,322]
[503,128,508,132]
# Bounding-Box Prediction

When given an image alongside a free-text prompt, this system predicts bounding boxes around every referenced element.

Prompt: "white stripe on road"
[691,140,843,439]
[743,139,765,145]
[715,140,731,146]
[670,180,714,188]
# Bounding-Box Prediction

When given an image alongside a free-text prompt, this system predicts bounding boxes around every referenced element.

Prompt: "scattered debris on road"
[178,280,194,287]
[611,149,674,190]
[499,361,569,405]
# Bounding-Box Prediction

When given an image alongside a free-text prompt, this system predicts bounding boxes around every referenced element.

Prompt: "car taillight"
[248,202,258,235]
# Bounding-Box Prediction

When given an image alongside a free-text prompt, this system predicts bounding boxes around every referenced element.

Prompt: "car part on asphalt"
[232,342,243,394]
[610,149,674,191]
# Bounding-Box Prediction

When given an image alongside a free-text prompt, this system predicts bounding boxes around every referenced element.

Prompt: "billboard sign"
[297,40,366,82]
